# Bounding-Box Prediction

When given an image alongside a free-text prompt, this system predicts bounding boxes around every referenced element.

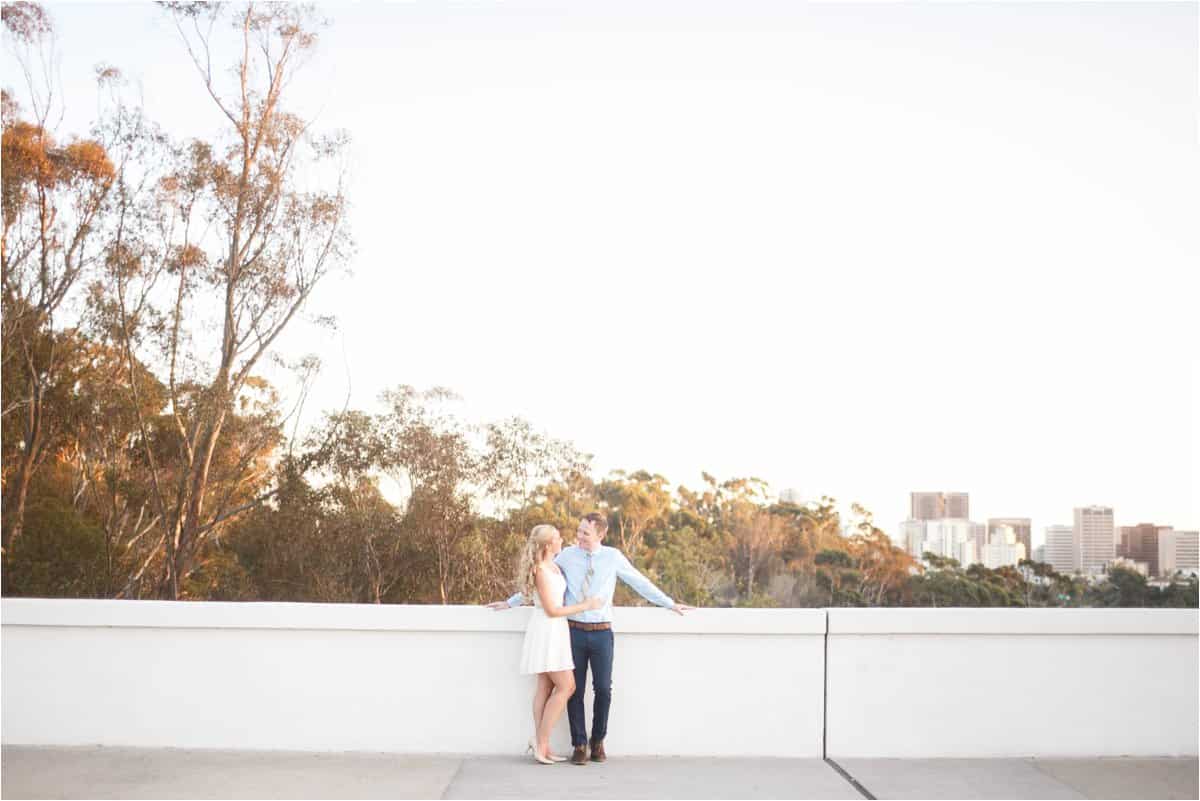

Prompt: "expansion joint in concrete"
[823,757,876,800]
[439,756,467,799]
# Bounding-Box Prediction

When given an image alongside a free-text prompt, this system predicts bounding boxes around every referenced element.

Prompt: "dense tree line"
[2,3,1195,610]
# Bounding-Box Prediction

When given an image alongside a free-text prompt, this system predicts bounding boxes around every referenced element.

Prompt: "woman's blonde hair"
[517,524,559,601]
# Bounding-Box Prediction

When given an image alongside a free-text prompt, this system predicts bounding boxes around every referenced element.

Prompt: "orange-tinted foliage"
[2,122,114,193]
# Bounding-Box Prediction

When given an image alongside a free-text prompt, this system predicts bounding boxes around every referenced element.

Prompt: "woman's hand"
[485,601,509,611]
[585,595,605,611]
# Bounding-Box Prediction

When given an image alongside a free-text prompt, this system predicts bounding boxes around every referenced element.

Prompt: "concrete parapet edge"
[827,607,1199,635]
[1,598,828,635]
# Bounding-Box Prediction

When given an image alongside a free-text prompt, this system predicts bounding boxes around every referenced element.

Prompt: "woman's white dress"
[519,568,575,674]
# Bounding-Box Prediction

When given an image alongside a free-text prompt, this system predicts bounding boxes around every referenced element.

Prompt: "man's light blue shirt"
[506,545,675,622]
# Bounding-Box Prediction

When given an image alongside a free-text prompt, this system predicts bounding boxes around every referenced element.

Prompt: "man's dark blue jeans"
[568,626,614,747]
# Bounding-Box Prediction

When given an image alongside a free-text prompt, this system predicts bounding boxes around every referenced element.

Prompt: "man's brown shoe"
[571,745,588,765]
[589,740,607,762]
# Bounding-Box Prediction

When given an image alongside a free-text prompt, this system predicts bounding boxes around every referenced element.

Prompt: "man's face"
[576,519,603,551]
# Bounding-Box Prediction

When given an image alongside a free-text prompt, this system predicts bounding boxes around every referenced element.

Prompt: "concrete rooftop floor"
[2,746,1197,800]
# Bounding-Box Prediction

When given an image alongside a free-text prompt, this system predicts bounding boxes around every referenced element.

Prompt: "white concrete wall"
[0,600,826,757]
[826,608,1199,758]
[4,601,1196,758]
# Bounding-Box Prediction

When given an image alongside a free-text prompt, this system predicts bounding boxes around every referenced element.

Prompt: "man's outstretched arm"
[485,591,525,610]
[615,553,694,615]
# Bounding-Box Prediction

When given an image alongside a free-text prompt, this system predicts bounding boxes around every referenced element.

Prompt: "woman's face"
[543,530,563,559]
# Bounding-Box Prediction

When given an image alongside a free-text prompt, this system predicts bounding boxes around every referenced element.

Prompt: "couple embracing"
[487,512,694,765]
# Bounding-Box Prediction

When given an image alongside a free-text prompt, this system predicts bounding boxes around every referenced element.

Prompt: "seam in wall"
[822,611,875,800]
[822,609,828,760]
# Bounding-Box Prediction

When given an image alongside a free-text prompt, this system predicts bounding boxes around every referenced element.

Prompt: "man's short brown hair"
[584,512,609,533]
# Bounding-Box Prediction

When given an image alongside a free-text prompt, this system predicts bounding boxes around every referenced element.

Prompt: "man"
[489,512,693,764]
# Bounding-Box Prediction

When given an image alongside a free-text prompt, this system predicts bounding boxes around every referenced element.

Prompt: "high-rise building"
[1044,525,1076,574]
[1074,506,1114,575]
[922,518,977,566]
[1117,524,1169,577]
[946,493,969,519]
[910,492,969,521]
[910,493,939,520]
[988,518,1032,567]
[982,524,1027,569]
[971,521,988,562]
[899,519,927,559]
[1033,544,1045,563]
[1158,530,1200,578]
[900,510,990,567]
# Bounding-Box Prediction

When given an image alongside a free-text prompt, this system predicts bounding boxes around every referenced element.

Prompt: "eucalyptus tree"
[97,2,353,598]
[1,3,119,554]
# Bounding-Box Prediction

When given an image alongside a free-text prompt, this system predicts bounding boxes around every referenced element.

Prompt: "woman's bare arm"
[535,567,600,617]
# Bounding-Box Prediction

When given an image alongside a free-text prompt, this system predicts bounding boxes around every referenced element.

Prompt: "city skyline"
[893,490,1198,577]
[881,487,1195,552]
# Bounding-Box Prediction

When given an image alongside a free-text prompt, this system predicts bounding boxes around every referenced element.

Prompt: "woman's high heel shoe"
[527,737,558,765]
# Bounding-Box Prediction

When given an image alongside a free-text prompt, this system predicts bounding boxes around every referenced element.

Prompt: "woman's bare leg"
[536,670,576,758]
[532,674,552,742]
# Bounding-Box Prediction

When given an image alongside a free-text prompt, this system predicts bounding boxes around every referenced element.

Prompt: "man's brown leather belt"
[568,621,611,631]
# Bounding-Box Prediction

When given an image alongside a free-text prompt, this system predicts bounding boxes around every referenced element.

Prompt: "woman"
[517,524,602,764]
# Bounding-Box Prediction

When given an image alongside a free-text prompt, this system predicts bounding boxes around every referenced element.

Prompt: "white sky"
[6,2,1198,546]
